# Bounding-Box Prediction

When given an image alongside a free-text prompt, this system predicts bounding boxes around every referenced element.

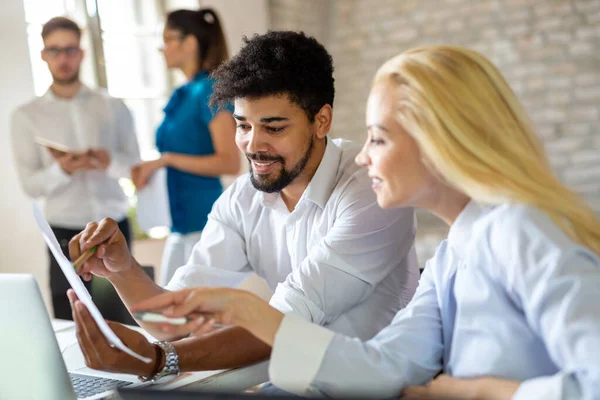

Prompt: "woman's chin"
[376,191,409,210]
[376,194,394,209]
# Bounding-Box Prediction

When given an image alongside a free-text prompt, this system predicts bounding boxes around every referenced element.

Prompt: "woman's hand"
[402,375,520,400]
[131,288,250,337]
[131,158,167,190]
[131,287,285,345]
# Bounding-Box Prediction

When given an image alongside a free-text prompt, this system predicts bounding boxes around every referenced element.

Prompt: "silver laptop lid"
[0,274,76,400]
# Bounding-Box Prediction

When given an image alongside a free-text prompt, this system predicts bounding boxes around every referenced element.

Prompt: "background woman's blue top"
[156,71,230,234]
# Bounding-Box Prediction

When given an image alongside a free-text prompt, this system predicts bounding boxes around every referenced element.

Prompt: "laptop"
[0,274,148,400]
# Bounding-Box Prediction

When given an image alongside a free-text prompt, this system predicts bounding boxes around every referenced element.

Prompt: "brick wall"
[270,0,600,265]
[269,0,330,43]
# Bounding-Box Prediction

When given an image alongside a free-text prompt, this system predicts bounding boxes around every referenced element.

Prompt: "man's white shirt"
[11,85,141,227]
[166,138,420,340]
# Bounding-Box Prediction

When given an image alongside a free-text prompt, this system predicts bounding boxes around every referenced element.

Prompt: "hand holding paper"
[35,136,104,171]
[67,289,158,377]
[32,203,151,364]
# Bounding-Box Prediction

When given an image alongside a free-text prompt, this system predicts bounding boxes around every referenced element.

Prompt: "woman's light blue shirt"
[268,201,600,399]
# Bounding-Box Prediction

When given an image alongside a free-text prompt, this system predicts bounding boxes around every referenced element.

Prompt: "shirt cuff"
[269,282,326,325]
[269,314,335,396]
[164,265,192,291]
[512,375,565,400]
[106,154,133,179]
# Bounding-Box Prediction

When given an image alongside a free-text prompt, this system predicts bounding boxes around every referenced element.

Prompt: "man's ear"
[314,104,333,139]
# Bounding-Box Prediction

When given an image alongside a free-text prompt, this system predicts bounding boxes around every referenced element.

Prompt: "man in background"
[10,17,140,319]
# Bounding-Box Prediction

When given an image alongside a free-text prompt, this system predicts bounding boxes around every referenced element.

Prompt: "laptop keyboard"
[69,373,133,399]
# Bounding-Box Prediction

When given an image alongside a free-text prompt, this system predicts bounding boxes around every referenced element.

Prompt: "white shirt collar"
[262,138,343,210]
[42,83,93,102]
[302,138,342,209]
[447,200,487,258]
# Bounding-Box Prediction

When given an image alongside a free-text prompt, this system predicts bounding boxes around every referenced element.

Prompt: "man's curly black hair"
[209,31,334,121]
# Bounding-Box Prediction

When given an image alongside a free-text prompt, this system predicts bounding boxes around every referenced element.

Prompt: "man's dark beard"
[52,68,79,85]
[249,135,315,193]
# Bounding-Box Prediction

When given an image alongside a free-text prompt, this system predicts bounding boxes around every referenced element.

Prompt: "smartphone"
[133,311,224,328]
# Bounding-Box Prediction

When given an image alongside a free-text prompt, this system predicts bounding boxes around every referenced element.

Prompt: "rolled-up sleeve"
[269,264,443,397]
[106,99,141,179]
[165,183,253,290]
[494,209,600,400]
[269,174,416,325]
[10,109,71,198]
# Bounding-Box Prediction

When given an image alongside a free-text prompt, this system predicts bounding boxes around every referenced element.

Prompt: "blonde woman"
[89,46,600,399]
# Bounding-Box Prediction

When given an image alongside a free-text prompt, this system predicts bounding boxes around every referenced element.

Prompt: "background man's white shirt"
[11,85,141,227]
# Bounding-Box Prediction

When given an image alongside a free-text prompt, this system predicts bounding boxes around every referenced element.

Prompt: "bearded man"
[11,16,140,320]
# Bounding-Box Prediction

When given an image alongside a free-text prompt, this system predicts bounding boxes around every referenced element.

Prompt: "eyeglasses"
[158,34,184,51]
[43,46,81,58]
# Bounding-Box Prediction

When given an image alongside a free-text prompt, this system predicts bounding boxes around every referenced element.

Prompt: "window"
[96,0,170,160]
[22,0,198,160]
[22,0,200,238]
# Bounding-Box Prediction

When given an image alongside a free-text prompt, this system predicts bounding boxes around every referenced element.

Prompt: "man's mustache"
[246,153,284,163]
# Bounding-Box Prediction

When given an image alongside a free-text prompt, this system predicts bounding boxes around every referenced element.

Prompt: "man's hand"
[47,148,68,160]
[68,289,161,377]
[49,149,97,175]
[88,148,111,170]
[69,218,133,281]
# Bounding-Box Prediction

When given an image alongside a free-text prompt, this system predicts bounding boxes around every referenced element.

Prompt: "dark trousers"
[49,218,131,320]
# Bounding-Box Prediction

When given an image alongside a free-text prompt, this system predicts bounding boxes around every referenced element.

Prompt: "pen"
[133,311,225,329]
[73,246,98,270]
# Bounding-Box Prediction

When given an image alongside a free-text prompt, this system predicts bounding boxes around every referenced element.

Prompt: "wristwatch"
[139,341,180,384]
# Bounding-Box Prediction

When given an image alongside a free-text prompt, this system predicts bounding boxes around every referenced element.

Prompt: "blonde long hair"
[374,45,600,255]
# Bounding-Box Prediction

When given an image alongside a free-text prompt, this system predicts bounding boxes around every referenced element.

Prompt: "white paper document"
[136,167,171,232]
[32,202,152,364]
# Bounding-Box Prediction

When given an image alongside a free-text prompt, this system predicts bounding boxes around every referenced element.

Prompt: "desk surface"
[52,320,269,393]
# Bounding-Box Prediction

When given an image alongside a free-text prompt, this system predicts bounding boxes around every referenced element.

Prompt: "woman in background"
[132,9,240,286]
[134,46,600,399]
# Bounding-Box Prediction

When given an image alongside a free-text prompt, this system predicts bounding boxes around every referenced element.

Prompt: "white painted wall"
[0,0,51,308]
[199,0,269,182]
[198,0,269,55]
